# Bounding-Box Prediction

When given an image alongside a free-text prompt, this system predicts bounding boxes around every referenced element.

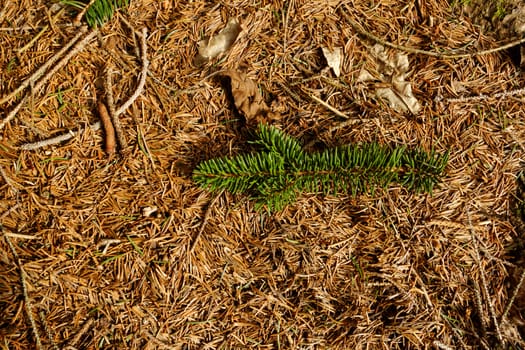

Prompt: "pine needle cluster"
[60,0,129,27]
[193,124,449,212]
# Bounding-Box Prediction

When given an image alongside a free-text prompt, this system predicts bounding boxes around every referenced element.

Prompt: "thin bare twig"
[467,210,503,344]
[30,28,98,96]
[190,190,224,252]
[96,238,122,249]
[472,278,487,338]
[20,122,101,150]
[66,318,94,349]
[0,27,88,105]
[0,165,18,193]
[0,28,98,131]
[447,87,525,103]
[2,225,42,349]
[115,28,149,116]
[307,93,350,119]
[0,94,29,131]
[39,311,58,350]
[16,25,49,54]
[0,203,20,221]
[18,28,147,152]
[341,4,525,59]
[3,231,38,240]
[501,269,525,323]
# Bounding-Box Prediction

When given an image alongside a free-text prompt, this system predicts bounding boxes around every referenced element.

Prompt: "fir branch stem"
[194,124,447,211]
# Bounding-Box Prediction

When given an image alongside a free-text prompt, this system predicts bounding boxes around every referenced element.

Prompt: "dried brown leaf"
[194,18,241,66]
[222,70,280,126]
[358,44,421,114]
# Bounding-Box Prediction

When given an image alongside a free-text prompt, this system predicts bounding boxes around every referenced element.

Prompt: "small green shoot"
[60,0,129,27]
[126,235,143,256]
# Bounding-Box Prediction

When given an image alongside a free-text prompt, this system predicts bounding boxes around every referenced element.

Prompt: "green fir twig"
[60,0,129,27]
[193,124,449,212]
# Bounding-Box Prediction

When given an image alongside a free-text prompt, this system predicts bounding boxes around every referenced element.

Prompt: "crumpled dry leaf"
[503,5,525,34]
[321,47,343,77]
[357,44,421,114]
[194,18,241,66]
[502,5,525,68]
[222,70,280,126]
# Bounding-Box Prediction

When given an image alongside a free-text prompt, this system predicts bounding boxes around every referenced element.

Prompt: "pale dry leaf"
[502,5,525,68]
[450,80,467,94]
[142,206,158,217]
[357,68,376,83]
[321,47,343,77]
[222,70,280,126]
[503,6,525,34]
[358,44,421,114]
[194,18,241,66]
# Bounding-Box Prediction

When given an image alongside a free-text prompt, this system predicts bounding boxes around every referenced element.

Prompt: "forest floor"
[1,0,525,349]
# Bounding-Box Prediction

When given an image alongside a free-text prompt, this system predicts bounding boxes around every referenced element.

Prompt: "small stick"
[0,27,88,105]
[467,210,503,344]
[447,87,525,104]
[15,9,64,55]
[0,203,20,221]
[115,28,149,116]
[39,311,58,350]
[472,278,487,338]
[307,93,350,119]
[341,4,525,59]
[20,121,101,150]
[500,269,525,323]
[0,28,98,131]
[4,232,38,240]
[97,102,116,154]
[105,68,128,151]
[0,94,29,131]
[16,25,49,54]
[18,28,146,152]
[2,225,42,349]
[0,165,18,192]
[30,28,98,97]
[66,318,94,349]
[190,190,224,252]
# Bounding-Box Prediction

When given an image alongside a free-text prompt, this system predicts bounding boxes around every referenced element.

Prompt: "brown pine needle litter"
[2,0,525,349]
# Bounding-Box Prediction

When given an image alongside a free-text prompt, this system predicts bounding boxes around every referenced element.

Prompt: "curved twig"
[341,4,525,59]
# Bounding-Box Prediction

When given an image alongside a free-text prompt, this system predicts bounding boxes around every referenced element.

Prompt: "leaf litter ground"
[1,0,525,349]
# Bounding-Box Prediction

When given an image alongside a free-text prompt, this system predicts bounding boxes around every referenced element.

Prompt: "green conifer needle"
[61,0,129,27]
